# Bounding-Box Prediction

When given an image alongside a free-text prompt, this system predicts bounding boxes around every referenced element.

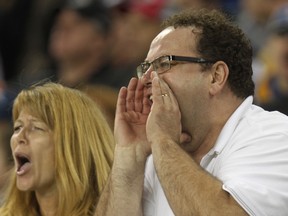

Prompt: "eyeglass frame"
[137,55,215,78]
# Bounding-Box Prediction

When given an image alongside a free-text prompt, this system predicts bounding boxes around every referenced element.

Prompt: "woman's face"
[10,109,56,194]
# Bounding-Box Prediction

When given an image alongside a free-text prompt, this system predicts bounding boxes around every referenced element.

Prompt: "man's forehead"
[154,26,199,42]
[148,26,198,58]
[155,26,175,39]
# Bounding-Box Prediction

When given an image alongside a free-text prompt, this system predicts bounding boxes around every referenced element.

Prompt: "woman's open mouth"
[15,153,32,176]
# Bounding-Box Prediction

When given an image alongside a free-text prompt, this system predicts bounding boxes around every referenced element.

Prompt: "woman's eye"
[33,126,44,131]
[13,126,21,132]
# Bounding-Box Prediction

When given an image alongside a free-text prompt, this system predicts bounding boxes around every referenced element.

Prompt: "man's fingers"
[126,78,138,111]
[135,78,145,112]
[151,72,172,104]
[116,87,128,114]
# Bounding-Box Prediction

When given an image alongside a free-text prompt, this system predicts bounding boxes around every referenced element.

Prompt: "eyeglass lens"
[137,56,171,78]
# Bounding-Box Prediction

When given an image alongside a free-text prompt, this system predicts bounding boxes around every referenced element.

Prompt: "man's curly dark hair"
[163,9,255,98]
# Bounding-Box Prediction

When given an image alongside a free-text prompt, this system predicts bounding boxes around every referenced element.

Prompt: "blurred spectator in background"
[0,0,62,124]
[0,90,13,122]
[169,0,221,11]
[10,0,120,128]
[0,56,15,205]
[166,0,240,17]
[79,84,118,129]
[1,0,121,129]
[48,0,115,88]
[0,58,14,123]
[255,4,288,115]
[236,0,288,56]
[0,54,5,101]
[18,0,113,88]
[106,0,167,89]
[0,0,34,82]
[47,0,120,127]
[219,0,240,18]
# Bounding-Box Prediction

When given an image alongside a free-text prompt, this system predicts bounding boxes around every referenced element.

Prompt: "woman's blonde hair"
[0,82,114,215]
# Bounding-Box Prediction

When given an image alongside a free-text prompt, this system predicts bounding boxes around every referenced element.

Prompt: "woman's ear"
[209,61,229,95]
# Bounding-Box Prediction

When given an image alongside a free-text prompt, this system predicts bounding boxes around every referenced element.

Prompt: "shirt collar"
[207,96,253,156]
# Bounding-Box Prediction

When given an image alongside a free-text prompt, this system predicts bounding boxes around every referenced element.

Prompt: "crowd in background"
[1,0,288,205]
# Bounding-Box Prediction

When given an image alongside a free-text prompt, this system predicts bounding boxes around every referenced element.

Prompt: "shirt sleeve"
[219,130,288,216]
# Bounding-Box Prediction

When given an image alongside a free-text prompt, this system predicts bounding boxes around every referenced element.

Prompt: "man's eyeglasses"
[137,55,215,78]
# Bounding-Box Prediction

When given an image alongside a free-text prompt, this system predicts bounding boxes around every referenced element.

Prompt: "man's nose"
[141,67,154,86]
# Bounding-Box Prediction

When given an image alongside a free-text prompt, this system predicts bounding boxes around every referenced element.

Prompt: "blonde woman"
[0,82,114,216]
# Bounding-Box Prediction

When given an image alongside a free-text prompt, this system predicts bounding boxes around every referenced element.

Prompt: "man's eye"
[169,61,178,66]
[155,61,169,70]
[159,62,169,68]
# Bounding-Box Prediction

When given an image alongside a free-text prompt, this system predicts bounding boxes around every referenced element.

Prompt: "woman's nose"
[11,128,27,151]
[14,127,28,145]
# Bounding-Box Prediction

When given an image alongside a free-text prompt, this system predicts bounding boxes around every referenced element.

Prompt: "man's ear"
[209,61,229,95]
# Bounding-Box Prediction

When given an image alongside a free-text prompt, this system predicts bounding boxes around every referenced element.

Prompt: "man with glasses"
[95,9,288,216]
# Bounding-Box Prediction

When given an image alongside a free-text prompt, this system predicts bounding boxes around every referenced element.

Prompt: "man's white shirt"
[143,96,288,216]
